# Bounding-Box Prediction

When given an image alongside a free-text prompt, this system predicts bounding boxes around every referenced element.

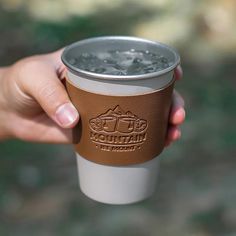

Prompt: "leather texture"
[66,78,174,166]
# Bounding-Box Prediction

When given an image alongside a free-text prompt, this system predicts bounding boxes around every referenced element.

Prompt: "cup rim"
[61,36,180,81]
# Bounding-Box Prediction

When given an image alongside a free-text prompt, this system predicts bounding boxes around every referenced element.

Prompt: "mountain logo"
[89,106,148,152]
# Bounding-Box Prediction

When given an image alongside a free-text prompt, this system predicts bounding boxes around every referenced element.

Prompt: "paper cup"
[62,36,180,204]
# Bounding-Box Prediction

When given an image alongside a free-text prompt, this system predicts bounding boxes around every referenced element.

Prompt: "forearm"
[0,67,11,140]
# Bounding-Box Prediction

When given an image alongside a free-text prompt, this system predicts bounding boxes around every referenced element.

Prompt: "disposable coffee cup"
[62,36,180,204]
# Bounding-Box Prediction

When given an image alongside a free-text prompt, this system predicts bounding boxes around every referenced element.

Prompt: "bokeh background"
[0,0,236,235]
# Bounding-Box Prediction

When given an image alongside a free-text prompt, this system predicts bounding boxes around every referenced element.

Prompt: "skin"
[0,49,185,146]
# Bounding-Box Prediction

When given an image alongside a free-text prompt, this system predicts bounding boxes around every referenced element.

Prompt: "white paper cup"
[62,36,180,204]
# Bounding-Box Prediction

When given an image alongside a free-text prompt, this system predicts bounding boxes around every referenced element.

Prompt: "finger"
[12,113,74,143]
[34,123,73,143]
[169,90,185,125]
[20,61,79,128]
[48,48,64,69]
[27,121,74,144]
[174,65,183,81]
[45,48,66,79]
[165,125,181,147]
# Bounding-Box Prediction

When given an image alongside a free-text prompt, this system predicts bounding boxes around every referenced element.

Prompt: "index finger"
[174,65,183,81]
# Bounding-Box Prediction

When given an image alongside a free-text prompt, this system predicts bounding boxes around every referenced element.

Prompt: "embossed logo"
[89,105,148,152]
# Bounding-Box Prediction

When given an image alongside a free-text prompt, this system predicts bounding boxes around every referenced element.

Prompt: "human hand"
[165,66,185,146]
[0,50,185,145]
[0,49,79,142]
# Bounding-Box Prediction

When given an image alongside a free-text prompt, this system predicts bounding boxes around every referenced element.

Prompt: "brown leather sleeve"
[65,78,174,166]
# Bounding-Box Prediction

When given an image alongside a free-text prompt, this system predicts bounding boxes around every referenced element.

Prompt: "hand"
[0,50,185,146]
[165,66,185,146]
[0,49,79,143]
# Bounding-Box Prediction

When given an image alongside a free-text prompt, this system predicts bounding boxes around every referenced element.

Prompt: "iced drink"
[62,36,180,204]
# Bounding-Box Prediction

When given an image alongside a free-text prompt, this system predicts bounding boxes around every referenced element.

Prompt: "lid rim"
[61,36,180,81]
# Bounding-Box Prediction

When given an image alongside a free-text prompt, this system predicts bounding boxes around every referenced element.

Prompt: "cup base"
[76,153,159,205]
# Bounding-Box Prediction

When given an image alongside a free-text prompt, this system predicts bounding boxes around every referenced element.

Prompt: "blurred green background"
[0,0,236,235]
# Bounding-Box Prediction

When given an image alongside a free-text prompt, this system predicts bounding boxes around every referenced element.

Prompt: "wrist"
[0,67,12,140]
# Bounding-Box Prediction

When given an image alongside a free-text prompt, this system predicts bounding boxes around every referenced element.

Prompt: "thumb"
[20,60,79,128]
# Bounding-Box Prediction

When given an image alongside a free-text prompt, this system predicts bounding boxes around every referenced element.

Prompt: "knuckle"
[18,58,43,75]
[38,84,58,101]
[15,58,46,88]
[37,83,67,113]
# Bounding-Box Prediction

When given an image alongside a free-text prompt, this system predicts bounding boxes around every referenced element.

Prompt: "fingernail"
[176,108,185,120]
[55,103,79,127]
